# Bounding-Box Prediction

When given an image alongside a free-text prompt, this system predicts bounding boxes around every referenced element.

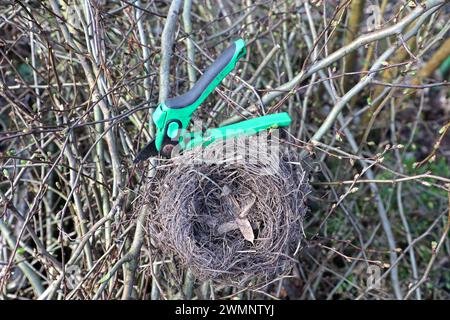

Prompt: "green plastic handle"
[180,112,292,150]
[152,39,247,152]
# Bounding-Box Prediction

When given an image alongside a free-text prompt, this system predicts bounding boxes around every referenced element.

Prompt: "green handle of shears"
[180,112,292,150]
[152,39,247,152]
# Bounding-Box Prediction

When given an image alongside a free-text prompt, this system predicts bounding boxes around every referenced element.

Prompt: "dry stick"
[403,188,450,299]
[282,1,294,129]
[182,1,196,298]
[76,4,115,246]
[243,45,281,91]
[135,0,153,102]
[37,192,125,300]
[337,8,442,299]
[63,0,157,298]
[50,109,131,299]
[355,208,446,300]
[0,113,79,294]
[306,3,443,148]
[0,5,19,29]
[135,0,155,136]
[205,9,253,42]
[66,240,119,299]
[62,140,94,269]
[49,0,122,198]
[317,158,372,266]
[2,8,77,296]
[29,17,54,274]
[47,4,120,273]
[371,20,418,101]
[0,190,63,270]
[417,121,450,168]
[220,0,445,126]
[142,0,183,301]
[53,98,94,269]
[302,2,369,252]
[298,4,444,298]
[91,204,146,300]
[0,182,49,295]
[0,220,44,296]
[362,0,389,72]
[390,94,422,299]
[39,112,129,299]
[339,121,404,298]
[342,0,366,92]
[366,25,424,127]
[183,0,196,86]
[244,0,265,60]
[52,56,95,268]
[282,2,294,82]
[371,81,449,89]
[326,224,382,299]
[357,88,396,152]
[261,0,445,105]
[123,5,158,296]
[209,44,280,127]
[302,11,401,297]
[314,174,450,187]
[159,0,183,102]
[121,206,147,299]
[320,0,349,102]
[415,21,450,60]
[296,1,317,140]
[413,37,450,83]
[397,175,423,298]
[217,0,233,27]
[326,118,407,300]
[309,140,450,189]
[0,141,76,296]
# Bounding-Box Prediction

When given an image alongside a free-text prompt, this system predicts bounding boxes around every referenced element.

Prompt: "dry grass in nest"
[141,136,310,285]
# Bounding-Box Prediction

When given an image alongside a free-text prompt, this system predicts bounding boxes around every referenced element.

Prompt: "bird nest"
[142,136,310,285]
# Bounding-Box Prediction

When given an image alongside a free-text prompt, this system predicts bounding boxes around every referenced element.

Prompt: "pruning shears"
[134,39,292,163]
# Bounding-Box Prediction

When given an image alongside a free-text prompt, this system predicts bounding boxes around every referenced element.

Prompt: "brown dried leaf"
[235,195,256,243]
[236,217,254,244]
[238,195,256,218]
[220,192,256,243]
[217,221,238,235]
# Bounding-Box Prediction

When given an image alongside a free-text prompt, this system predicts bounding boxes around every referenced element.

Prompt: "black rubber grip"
[165,43,237,109]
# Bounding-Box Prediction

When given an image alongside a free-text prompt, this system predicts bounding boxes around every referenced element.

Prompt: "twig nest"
[144,136,310,285]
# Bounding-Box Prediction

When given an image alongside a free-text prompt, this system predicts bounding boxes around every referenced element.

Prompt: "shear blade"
[134,139,159,163]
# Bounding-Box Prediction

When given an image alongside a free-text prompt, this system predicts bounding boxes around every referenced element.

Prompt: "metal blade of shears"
[133,138,159,163]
